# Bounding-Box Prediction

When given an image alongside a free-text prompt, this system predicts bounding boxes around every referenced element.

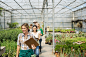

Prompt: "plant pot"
[48,43,51,45]
[56,53,60,57]
[45,42,48,44]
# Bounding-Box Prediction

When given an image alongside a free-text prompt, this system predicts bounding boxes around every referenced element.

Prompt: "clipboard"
[24,38,39,48]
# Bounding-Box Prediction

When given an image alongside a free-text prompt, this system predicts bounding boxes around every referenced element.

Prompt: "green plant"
[45,33,52,43]
[0,29,22,42]
[54,28,61,32]
[7,22,19,28]
[49,29,53,31]
[0,7,3,16]
[61,29,67,33]
[1,40,17,57]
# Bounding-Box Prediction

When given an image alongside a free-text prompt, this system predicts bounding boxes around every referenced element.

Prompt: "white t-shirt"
[30,29,32,32]
[31,32,40,43]
[31,31,40,39]
[31,32,39,38]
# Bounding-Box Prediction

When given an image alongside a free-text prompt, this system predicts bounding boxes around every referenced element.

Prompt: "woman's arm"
[16,45,20,57]
[38,33,40,40]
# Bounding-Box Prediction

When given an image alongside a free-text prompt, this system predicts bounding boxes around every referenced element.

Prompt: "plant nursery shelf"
[72,19,83,23]
[0,46,5,56]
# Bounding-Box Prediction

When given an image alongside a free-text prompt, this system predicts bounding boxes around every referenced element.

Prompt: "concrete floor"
[39,35,55,57]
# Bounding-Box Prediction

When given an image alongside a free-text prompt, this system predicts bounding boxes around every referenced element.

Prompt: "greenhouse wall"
[12,12,43,27]
[45,13,73,29]
[74,7,86,32]
[0,10,11,29]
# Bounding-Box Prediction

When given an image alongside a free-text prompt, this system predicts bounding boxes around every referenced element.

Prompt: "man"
[33,20,37,25]
[30,24,33,32]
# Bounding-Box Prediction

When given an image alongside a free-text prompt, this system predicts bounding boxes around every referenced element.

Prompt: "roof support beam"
[55,0,76,13]
[0,1,23,15]
[14,0,29,15]
[29,0,37,18]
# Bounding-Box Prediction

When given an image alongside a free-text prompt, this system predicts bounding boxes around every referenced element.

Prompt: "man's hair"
[30,24,33,26]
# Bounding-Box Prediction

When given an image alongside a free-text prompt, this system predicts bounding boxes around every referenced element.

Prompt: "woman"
[36,23,43,52]
[16,23,36,57]
[31,25,40,57]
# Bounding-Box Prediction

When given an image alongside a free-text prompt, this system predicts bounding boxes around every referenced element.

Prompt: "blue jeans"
[33,46,39,57]
[39,39,42,52]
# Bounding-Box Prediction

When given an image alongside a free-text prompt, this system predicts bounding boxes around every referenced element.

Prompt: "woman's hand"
[40,33,42,36]
[31,44,36,50]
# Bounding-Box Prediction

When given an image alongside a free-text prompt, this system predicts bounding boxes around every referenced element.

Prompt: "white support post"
[52,0,55,53]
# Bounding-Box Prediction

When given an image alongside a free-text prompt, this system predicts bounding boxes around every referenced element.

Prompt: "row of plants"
[55,37,86,52]
[55,32,86,40]
[0,29,22,42]
[7,22,19,28]
[0,29,22,57]
[1,40,17,57]
[45,32,86,45]
[45,33,52,45]
[54,32,86,57]
[49,28,75,33]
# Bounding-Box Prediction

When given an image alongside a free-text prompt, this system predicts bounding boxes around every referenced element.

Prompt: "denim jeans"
[39,39,42,52]
[33,46,39,57]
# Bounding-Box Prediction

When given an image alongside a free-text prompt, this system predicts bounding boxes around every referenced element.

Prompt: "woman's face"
[33,26,37,32]
[38,24,39,27]
[21,26,28,34]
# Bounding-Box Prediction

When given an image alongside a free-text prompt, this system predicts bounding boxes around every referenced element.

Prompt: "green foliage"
[0,8,3,16]
[61,29,67,33]
[45,33,52,43]
[55,28,61,32]
[49,29,53,31]
[7,22,19,28]
[1,40,17,57]
[54,32,86,55]
[0,29,22,57]
[0,29,22,42]
[49,29,75,33]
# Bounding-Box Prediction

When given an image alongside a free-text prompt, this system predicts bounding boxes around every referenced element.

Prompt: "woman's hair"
[38,23,41,29]
[32,25,37,32]
[21,23,30,31]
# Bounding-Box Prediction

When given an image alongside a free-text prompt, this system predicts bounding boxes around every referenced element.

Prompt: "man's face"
[30,26,32,28]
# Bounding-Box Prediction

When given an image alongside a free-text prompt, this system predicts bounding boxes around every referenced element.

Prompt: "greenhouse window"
[72,3,86,11]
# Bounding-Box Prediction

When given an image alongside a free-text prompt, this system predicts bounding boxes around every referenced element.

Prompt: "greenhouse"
[0,0,86,57]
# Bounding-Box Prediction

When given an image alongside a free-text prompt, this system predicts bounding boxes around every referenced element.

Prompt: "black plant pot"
[48,43,51,45]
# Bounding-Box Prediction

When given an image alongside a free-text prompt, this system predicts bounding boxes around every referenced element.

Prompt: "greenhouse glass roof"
[0,0,86,16]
